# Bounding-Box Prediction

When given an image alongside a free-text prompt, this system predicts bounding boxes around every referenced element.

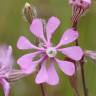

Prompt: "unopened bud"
[69,0,91,27]
[23,2,37,24]
[85,50,96,63]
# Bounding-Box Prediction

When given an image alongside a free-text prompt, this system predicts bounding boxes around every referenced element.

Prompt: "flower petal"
[47,60,59,85]
[46,16,60,41]
[59,46,83,61]
[17,36,40,50]
[56,28,79,48]
[17,52,41,74]
[0,79,10,96]
[30,19,46,43]
[0,45,13,76]
[35,62,48,84]
[56,59,75,76]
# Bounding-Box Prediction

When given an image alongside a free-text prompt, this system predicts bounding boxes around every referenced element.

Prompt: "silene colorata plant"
[1,0,96,96]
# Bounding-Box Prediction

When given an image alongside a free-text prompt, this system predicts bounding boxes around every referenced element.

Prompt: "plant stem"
[69,74,80,96]
[40,83,47,96]
[75,38,88,96]
[72,19,88,96]
[80,57,88,96]
[75,37,88,96]
[67,56,80,96]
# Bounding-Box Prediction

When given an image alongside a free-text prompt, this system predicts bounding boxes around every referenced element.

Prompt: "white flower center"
[46,47,57,58]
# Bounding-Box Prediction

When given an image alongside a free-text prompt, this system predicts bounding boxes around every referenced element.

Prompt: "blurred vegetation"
[0,0,96,96]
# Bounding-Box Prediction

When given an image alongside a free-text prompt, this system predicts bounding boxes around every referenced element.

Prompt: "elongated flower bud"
[23,2,37,24]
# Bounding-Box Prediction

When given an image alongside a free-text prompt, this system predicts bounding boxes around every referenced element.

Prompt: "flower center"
[46,47,57,58]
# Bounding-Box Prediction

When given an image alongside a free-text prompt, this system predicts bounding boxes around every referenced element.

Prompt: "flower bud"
[23,2,37,24]
[85,50,96,63]
[69,0,91,27]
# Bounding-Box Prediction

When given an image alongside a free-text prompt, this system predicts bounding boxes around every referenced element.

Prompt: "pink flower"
[17,16,83,85]
[0,45,13,96]
[0,45,25,96]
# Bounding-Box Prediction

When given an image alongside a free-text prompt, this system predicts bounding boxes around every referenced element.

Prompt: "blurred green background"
[0,0,96,96]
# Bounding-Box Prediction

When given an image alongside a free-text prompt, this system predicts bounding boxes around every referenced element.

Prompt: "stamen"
[46,47,57,58]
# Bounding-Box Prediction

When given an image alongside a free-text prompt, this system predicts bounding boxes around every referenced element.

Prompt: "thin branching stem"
[40,83,47,96]
[80,57,88,96]
[72,20,88,96]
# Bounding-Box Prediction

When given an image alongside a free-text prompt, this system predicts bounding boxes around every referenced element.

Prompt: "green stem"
[40,83,47,96]
[80,57,88,96]
[72,18,88,96]
[75,38,88,96]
